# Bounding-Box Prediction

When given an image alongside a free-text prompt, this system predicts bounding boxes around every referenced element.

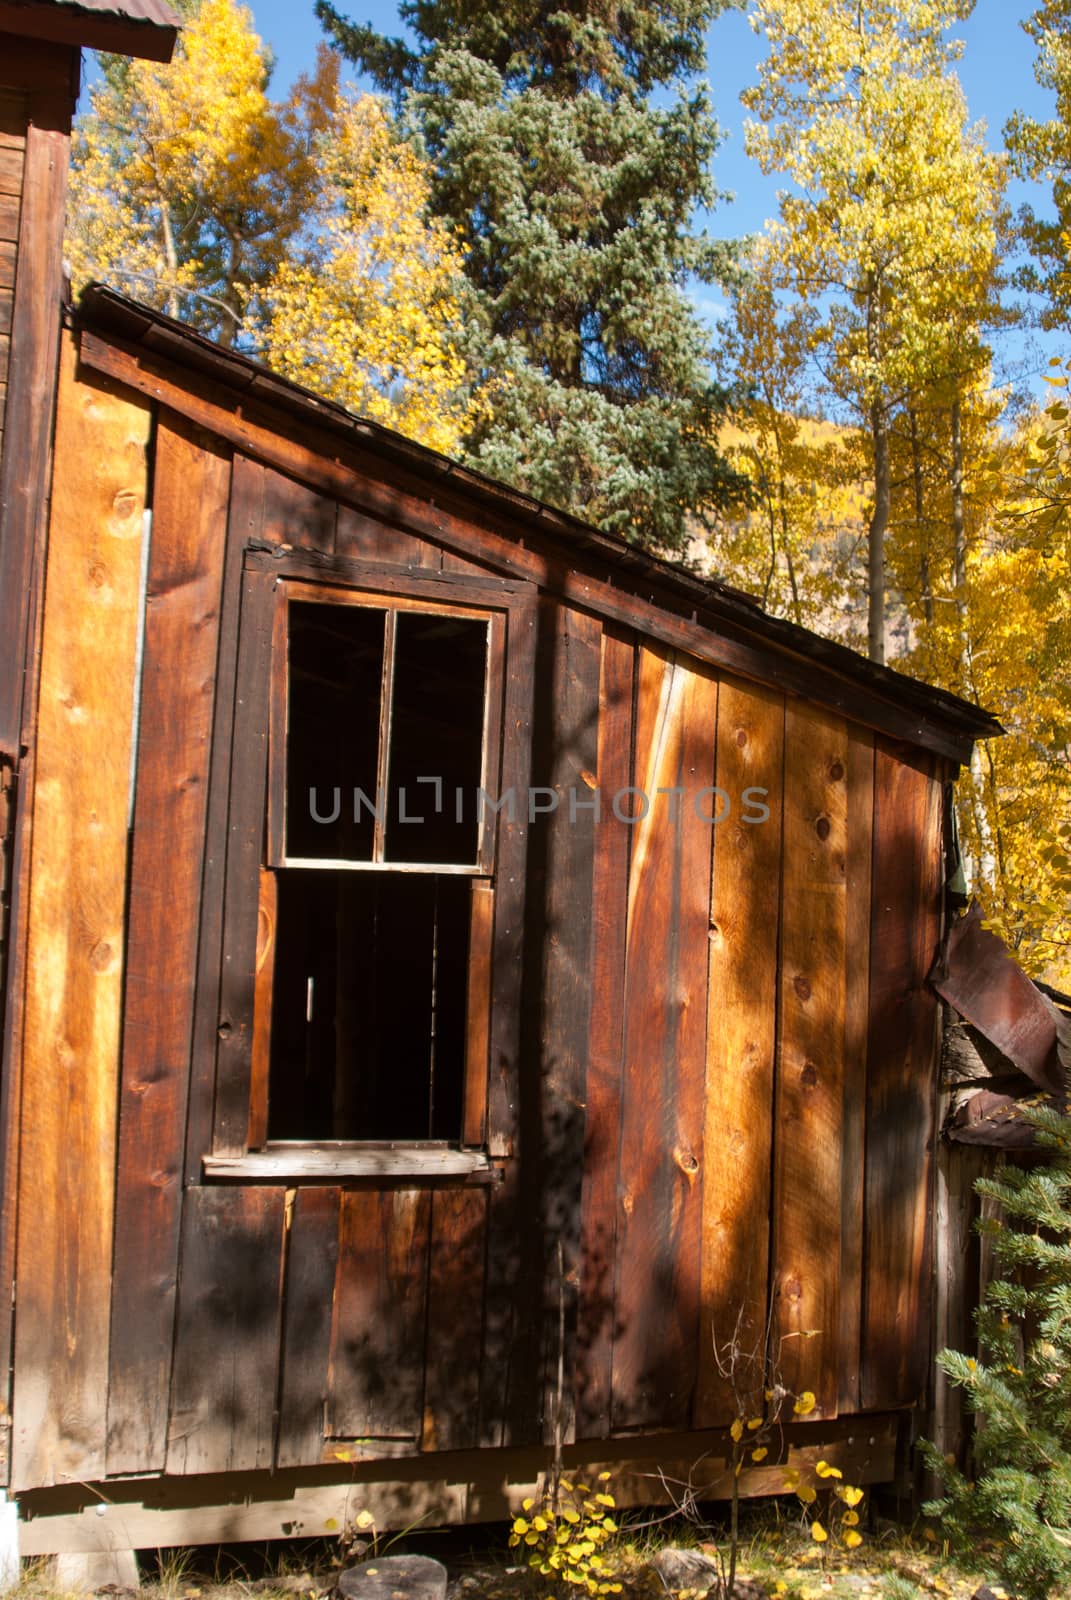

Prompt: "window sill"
[202,1142,499,1183]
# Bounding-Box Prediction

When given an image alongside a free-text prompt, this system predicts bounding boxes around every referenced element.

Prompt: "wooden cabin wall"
[10,351,944,1495]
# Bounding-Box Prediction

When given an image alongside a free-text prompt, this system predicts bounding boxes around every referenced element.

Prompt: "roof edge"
[73,285,1005,754]
[0,0,178,61]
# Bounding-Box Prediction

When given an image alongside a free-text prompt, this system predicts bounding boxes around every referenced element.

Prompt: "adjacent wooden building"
[0,1,1003,1559]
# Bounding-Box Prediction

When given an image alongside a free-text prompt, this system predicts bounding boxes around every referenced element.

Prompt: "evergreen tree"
[922,1052,1071,1600]
[316,0,744,551]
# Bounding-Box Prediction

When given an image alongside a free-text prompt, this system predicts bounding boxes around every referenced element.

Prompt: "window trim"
[205,549,535,1177]
[266,580,506,875]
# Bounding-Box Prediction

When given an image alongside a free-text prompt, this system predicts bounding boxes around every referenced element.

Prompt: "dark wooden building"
[0,2,1002,1560]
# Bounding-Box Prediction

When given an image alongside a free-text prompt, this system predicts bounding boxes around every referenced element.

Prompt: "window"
[204,558,527,1181]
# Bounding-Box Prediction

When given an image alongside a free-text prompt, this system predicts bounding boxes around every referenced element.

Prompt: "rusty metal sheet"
[934,903,1063,1093]
[947,1089,1050,1150]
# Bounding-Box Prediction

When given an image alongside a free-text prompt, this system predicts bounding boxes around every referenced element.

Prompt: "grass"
[7,1505,995,1600]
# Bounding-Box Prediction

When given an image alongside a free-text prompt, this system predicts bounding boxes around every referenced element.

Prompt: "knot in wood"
[800,1063,818,1089]
[815,814,831,841]
[675,1147,699,1175]
[735,728,748,748]
[89,939,113,973]
[829,760,845,782]
[793,974,812,1002]
[112,487,140,522]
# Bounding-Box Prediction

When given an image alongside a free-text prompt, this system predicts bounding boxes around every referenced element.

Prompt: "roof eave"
[71,285,1005,758]
[0,0,178,61]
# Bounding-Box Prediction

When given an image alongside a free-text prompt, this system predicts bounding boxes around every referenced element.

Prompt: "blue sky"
[240,0,1061,393]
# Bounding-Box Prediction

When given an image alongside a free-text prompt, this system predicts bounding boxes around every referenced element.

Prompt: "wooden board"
[532,603,601,1447]
[695,680,785,1427]
[276,1187,342,1469]
[770,703,848,1419]
[839,728,874,1414]
[167,1186,286,1475]
[0,120,68,753]
[256,461,337,551]
[329,1190,431,1441]
[478,594,537,1446]
[576,628,634,1438]
[611,648,716,1430]
[106,414,231,1476]
[183,455,269,1179]
[862,744,941,1410]
[336,503,441,568]
[11,343,151,1490]
[211,568,275,1154]
[422,1187,487,1454]
[16,1415,900,1555]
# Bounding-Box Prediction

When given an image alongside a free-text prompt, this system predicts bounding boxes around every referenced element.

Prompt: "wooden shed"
[0,10,1003,1557]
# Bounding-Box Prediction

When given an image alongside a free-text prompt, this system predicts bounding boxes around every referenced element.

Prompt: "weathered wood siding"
[0,87,26,462]
[10,353,946,1492]
[12,340,152,1488]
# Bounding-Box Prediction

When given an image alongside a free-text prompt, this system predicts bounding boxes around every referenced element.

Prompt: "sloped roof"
[74,283,1004,764]
[0,0,179,60]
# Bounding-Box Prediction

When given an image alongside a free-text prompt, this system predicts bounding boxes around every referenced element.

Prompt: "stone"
[52,1551,140,1594]
[646,1547,724,1592]
[337,1555,448,1600]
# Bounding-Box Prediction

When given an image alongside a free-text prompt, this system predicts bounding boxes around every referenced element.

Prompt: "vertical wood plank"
[12,346,151,1489]
[695,680,784,1427]
[257,462,336,551]
[534,604,601,1448]
[862,744,942,1410]
[576,628,634,1439]
[463,882,495,1147]
[106,414,231,1476]
[422,1187,487,1454]
[329,1190,431,1440]
[0,108,75,1463]
[0,116,70,752]
[478,593,537,1447]
[166,1186,286,1475]
[248,867,277,1150]
[336,503,441,567]
[838,728,874,1415]
[276,1186,341,1469]
[611,649,716,1431]
[184,453,266,1181]
[771,703,848,1419]
[211,569,275,1154]
[931,1142,986,1470]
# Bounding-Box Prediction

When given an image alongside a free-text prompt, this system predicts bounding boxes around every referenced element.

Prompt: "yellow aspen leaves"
[811,1521,829,1543]
[751,1447,769,1462]
[794,1391,817,1415]
[731,1418,745,1442]
[68,3,475,453]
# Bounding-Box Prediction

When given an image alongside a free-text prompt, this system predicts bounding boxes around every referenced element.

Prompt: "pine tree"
[922,1057,1071,1600]
[316,0,744,551]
